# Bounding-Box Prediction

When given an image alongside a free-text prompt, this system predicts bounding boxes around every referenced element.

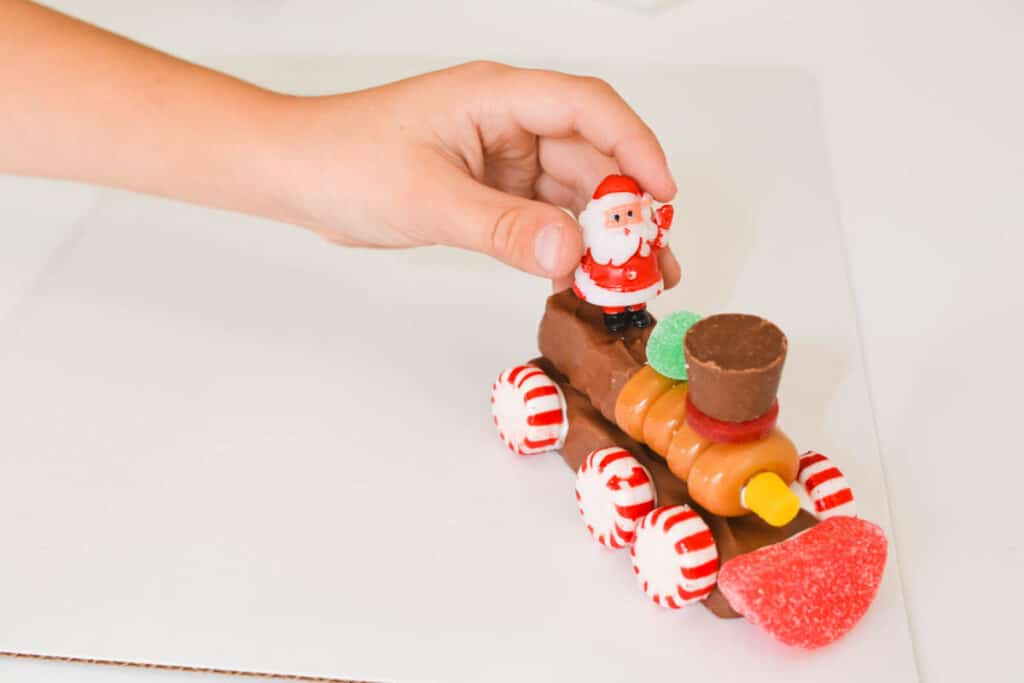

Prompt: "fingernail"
[533,224,563,276]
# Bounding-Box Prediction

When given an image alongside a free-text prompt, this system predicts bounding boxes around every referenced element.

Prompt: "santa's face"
[580,194,658,265]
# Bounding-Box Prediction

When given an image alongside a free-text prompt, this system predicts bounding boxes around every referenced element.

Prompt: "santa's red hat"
[592,174,642,200]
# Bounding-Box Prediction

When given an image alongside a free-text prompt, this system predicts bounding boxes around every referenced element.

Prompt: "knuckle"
[320,230,362,248]
[460,60,507,79]
[488,206,521,259]
[579,74,615,95]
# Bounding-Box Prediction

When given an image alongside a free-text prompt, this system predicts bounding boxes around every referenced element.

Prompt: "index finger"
[480,65,676,202]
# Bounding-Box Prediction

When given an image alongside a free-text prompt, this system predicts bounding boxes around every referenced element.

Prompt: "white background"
[0,1,1021,682]
[0,61,912,682]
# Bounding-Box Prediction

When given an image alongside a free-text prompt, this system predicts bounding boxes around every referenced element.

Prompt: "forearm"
[0,1,292,219]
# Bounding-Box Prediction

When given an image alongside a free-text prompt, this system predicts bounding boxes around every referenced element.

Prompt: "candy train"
[490,291,887,649]
[540,295,802,527]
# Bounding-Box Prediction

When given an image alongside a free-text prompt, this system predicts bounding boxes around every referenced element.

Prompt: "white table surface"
[1,60,914,683]
[1,1,1020,682]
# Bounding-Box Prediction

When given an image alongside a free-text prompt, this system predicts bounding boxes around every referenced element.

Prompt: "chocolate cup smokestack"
[684,314,787,423]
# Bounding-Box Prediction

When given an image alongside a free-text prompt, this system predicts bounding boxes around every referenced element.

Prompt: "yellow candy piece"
[742,471,801,527]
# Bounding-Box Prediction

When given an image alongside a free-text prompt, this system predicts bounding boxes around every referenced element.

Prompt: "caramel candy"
[614,366,679,443]
[684,314,787,423]
[642,383,689,456]
[667,424,800,518]
[666,421,712,481]
[687,429,800,517]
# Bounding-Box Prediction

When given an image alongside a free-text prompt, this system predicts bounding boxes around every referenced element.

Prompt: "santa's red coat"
[579,245,661,292]
[573,205,673,308]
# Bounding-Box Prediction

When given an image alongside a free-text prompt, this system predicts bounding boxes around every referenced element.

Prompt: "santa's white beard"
[581,214,658,266]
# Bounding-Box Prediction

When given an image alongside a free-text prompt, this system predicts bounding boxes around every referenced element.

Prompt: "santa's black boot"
[629,307,652,328]
[602,312,629,333]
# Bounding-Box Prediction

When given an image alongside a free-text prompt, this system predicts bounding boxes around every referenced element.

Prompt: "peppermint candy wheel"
[630,505,718,608]
[798,451,857,519]
[491,365,567,455]
[575,447,656,549]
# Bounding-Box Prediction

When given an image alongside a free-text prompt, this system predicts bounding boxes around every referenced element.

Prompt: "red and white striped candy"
[575,447,656,549]
[798,451,857,520]
[630,505,718,609]
[491,365,567,456]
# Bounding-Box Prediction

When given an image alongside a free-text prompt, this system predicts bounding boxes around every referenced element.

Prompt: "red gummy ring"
[685,396,779,443]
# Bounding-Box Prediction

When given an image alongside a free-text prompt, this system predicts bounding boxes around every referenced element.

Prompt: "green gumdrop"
[646,310,702,380]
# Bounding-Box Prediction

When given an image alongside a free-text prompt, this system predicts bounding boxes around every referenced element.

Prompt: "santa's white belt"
[573,266,664,307]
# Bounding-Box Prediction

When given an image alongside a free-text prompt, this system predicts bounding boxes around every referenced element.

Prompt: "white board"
[0,58,916,682]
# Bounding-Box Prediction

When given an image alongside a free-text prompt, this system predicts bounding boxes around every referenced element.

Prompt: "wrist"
[236,91,301,224]
[245,93,358,235]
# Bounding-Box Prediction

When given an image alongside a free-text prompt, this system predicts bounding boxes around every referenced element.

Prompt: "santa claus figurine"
[572,174,675,332]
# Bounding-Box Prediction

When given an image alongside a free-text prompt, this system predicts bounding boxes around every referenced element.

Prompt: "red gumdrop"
[717,516,887,649]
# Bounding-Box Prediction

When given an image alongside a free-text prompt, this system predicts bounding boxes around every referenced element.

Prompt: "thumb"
[439,177,583,278]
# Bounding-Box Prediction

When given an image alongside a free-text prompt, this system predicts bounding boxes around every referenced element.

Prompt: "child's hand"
[1,3,679,288]
[268,62,681,288]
